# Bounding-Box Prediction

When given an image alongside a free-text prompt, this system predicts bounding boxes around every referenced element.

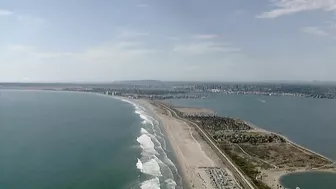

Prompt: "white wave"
[118,98,152,123]
[119,98,138,107]
[136,158,143,171]
[155,155,176,187]
[163,156,178,176]
[137,134,159,156]
[141,128,149,134]
[142,158,162,177]
[139,120,178,185]
[140,177,160,189]
[118,98,153,125]
[140,114,153,125]
[135,109,154,126]
[116,97,178,188]
[164,179,176,189]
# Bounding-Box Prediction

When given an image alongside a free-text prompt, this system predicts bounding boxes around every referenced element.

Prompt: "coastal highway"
[155,101,256,189]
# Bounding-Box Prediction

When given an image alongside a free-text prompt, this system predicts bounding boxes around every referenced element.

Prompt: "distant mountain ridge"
[112,80,166,86]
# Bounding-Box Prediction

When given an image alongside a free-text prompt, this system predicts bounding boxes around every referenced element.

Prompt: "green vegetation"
[184,115,251,132]
[221,144,272,189]
[239,144,271,159]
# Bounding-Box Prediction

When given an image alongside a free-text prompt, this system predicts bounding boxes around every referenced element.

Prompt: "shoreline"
[104,95,187,189]
[278,170,336,189]
[135,99,191,189]
[246,121,335,163]
[260,167,336,189]
[152,100,257,189]
[138,99,245,189]
[6,90,187,189]
[139,99,216,189]
[161,100,335,189]
[133,99,187,189]
[243,121,335,188]
[6,90,335,188]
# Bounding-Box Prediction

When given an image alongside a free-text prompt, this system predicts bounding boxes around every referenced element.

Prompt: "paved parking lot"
[205,167,241,189]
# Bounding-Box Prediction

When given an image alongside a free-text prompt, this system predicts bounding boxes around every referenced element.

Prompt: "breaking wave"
[137,134,159,156]
[140,157,162,177]
[136,158,143,171]
[164,179,177,189]
[118,97,181,189]
[140,177,160,189]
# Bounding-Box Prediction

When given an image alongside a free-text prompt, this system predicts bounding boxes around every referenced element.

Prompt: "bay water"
[169,94,336,189]
[0,90,181,189]
[280,172,336,189]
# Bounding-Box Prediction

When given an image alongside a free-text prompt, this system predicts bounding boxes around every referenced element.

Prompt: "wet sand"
[159,101,335,189]
[137,99,227,189]
[136,98,335,189]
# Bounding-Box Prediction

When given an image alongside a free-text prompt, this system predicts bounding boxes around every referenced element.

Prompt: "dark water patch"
[280,172,336,189]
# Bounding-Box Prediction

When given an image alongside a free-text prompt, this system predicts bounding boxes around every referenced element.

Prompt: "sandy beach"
[154,100,336,189]
[137,99,238,189]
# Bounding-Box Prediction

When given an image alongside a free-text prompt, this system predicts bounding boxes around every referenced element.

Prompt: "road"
[235,144,278,169]
[155,101,256,189]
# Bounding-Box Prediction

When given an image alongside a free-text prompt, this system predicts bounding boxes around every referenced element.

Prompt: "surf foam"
[141,158,162,177]
[141,128,149,134]
[136,158,143,171]
[140,177,160,189]
[164,179,177,189]
[135,108,154,126]
[116,97,180,188]
[137,134,159,156]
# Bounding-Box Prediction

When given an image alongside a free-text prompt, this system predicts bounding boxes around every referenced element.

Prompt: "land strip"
[150,101,257,189]
[137,99,243,189]
[155,101,336,189]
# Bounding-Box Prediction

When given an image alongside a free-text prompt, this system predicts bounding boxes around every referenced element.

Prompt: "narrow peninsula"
[144,99,336,189]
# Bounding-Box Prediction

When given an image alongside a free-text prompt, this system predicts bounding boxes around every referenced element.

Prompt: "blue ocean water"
[0,90,181,189]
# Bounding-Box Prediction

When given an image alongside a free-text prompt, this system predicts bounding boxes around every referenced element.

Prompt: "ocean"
[169,94,336,189]
[0,90,182,189]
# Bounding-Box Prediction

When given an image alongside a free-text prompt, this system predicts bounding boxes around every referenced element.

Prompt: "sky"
[1,0,336,82]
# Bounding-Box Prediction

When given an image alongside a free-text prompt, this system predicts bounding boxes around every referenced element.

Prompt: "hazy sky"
[1,0,336,82]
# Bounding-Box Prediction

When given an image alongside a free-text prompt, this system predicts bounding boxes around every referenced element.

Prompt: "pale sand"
[175,107,215,115]
[260,168,336,189]
[260,169,288,189]
[137,99,227,189]
[112,96,334,189]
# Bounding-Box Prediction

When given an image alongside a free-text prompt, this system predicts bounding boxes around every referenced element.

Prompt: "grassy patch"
[221,144,272,189]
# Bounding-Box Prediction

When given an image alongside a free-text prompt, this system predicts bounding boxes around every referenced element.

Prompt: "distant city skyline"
[1,0,336,82]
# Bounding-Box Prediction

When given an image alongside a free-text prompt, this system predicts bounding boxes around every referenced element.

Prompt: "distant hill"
[112,80,166,87]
